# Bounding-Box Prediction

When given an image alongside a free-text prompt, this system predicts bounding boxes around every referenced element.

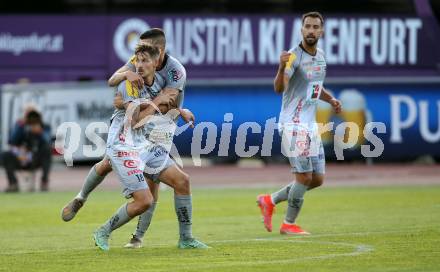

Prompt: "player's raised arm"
[274,51,295,93]
[108,65,130,87]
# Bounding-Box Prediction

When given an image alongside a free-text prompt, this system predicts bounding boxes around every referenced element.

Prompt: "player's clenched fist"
[279,51,292,70]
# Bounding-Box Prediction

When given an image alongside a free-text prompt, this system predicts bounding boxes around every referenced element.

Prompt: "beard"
[304,36,318,46]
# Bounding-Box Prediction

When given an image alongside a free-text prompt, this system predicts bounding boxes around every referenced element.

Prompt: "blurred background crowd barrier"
[1,0,439,163]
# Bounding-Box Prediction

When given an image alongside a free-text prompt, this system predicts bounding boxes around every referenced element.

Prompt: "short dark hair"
[302,12,324,26]
[134,44,160,60]
[26,110,42,125]
[139,28,166,48]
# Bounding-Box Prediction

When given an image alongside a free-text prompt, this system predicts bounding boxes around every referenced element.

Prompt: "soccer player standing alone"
[257,12,342,235]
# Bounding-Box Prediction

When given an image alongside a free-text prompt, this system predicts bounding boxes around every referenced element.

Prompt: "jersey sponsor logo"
[127,169,143,176]
[292,130,308,137]
[117,150,139,157]
[154,147,168,158]
[295,140,310,153]
[123,159,139,168]
[302,61,313,68]
[148,145,169,158]
[168,68,183,82]
[311,84,320,99]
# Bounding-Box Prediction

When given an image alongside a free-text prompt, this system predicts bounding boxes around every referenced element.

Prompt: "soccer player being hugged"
[62,29,208,249]
[94,44,166,250]
[257,12,342,235]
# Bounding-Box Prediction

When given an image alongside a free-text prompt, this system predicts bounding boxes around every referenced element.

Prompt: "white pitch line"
[2,226,420,255]
[211,237,375,260]
[152,238,374,271]
[1,226,421,256]
[1,238,374,272]
[1,236,373,258]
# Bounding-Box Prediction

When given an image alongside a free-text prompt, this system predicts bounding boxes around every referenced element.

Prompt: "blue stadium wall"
[174,83,440,161]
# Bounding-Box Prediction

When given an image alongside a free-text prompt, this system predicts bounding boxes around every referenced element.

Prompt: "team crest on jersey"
[168,68,183,82]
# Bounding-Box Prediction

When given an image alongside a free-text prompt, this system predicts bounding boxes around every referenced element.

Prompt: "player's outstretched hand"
[330,98,342,114]
[125,70,144,89]
[179,109,195,128]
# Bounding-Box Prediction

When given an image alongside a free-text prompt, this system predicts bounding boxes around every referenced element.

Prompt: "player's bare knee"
[131,190,153,215]
[313,178,324,188]
[132,198,152,215]
[296,172,313,186]
[95,159,112,176]
[174,172,191,195]
[310,174,324,189]
[140,197,152,212]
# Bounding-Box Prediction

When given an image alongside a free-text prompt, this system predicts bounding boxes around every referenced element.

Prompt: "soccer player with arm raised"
[257,12,342,235]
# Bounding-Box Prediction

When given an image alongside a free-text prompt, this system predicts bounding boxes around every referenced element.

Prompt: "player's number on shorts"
[135,174,145,183]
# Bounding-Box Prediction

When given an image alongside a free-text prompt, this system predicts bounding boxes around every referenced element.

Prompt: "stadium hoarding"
[175,83,440,161]
[1,14,440,83]
[0,82,114,161]
[0,16,108,84]
[109,15,440,79]
[0,16,108,67]
[1,81,439,162]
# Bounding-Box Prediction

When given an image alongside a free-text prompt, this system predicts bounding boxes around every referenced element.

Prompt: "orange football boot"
[257,194,275,232]
[280,222,310,235]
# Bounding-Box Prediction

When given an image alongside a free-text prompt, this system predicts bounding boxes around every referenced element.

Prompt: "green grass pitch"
[1,186,439,271]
